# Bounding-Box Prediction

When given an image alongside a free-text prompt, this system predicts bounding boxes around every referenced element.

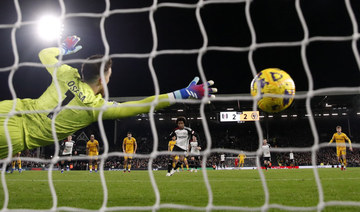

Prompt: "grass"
[1,168,360,211]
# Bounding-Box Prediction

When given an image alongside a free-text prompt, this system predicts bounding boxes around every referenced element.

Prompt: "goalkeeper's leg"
[0,101,26,160]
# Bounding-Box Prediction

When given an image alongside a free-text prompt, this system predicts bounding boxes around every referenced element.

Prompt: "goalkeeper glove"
[173,77,217,99]
[60,35,82,55]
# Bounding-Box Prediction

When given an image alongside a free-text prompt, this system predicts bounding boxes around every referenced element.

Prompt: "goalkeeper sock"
[343,158,347,167]
[128,164,131,171]
[186,164,189,170]
[89,165,92,171]
[95,164,98,170]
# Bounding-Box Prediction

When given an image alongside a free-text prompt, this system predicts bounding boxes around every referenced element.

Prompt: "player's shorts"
[124,156,133,160]
[239,159,244,163]
[336,147,346,157]
[262,157,271,162]
[61,154,72,161]
[172,145,187,156]
[88,151,98,160]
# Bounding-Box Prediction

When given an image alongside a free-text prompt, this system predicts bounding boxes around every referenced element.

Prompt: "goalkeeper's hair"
[81,55,112,84]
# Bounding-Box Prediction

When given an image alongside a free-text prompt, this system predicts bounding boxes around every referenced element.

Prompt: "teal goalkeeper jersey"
[0,48,173,157]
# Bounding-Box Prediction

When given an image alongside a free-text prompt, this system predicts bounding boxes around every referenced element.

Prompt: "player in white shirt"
[220,153,225,169]
[60,135,76,173]
[289,151,294,167]
[261,139,271,170]
[166,116,194,176]
[189,134,201,172]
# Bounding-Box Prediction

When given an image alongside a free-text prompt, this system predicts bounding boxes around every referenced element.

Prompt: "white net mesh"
[0,0,360,211]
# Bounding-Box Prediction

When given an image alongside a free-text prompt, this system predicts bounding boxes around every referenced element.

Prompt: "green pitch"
[2,168,360,211]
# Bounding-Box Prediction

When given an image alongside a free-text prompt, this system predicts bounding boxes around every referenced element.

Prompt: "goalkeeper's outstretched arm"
[101,76,218,120]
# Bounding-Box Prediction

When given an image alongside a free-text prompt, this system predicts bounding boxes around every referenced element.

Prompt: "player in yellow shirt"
[122,132,137,173]
[86,134,99,173]
[168,135,177,170]
[168,135,177,152]
[0,35,217,159]
[329,126,353,171]
[238,151,246,168]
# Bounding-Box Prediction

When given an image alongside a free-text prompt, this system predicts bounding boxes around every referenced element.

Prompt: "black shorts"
[263,157,271,162]
[172,145,187,155]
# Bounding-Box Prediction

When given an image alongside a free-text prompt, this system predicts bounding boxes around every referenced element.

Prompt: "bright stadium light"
[37,15,63,41]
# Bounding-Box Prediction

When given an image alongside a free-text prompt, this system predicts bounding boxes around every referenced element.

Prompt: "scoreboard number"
[220,112,240,122]
[240,111,259,121]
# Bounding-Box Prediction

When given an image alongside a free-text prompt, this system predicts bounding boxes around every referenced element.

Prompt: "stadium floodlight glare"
[37,15,63,41]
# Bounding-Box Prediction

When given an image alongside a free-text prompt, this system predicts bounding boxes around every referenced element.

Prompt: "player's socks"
[343,158,347,167]
[89,165,92,173]
[95,164,98,170]
[128,164,131,172]
[61,169,64,173]
[124,162,128,171]
[186,164,189,170]
[167,160,173,173]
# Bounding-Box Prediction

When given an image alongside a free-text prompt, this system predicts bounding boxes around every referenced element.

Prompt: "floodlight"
[37,15,63,41]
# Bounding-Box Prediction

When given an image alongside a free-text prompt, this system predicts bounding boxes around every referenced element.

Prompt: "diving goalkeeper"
[0,35,217,158]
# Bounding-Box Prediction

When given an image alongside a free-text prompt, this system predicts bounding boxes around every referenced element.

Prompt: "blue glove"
[60,35,82,55]
[173,77,217,99]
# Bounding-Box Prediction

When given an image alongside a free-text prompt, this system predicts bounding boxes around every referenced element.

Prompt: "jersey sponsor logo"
[67,81,86,102]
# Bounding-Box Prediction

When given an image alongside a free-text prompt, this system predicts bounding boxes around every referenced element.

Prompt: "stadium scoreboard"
[220,111,259,122]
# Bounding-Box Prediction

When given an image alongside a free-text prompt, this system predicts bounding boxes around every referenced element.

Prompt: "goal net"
[0,0,360,211]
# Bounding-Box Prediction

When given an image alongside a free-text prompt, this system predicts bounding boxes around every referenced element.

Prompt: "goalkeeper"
[0,35,217,159]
